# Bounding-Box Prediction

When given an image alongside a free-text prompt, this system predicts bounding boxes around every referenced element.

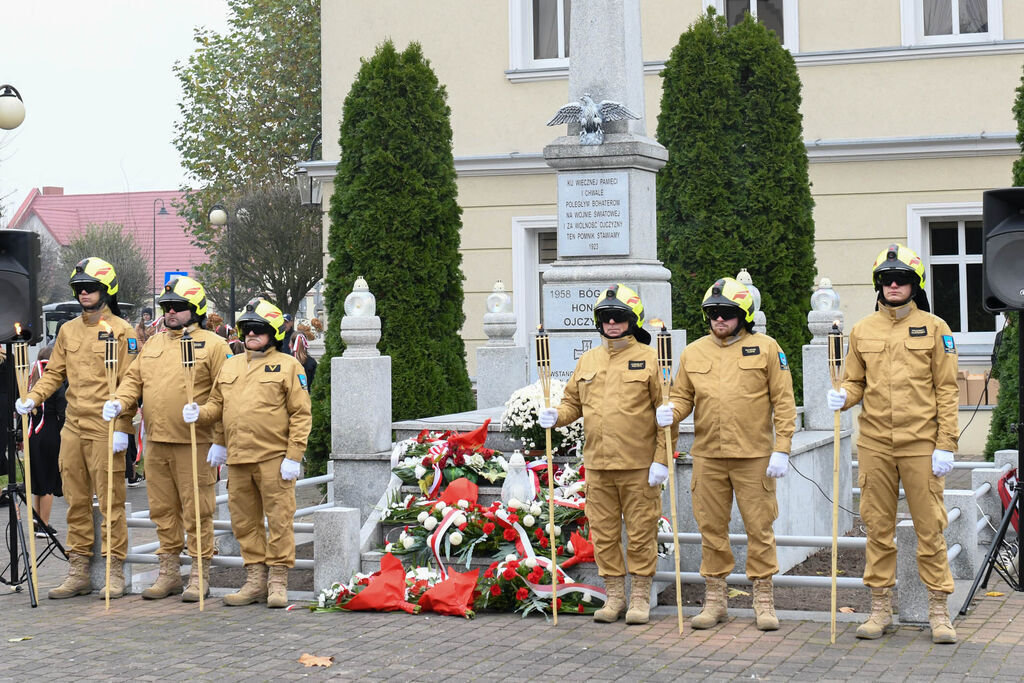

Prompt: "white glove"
[766,452,789,478]
[932,449,954,477]
[207,444,227,467]
[280,458,302,481]
[656,403,675,428]
[182,402,200,424]
[112,431,130,453]
[538,407,558,429]
[648,462,669,487]
[826,388,847,411]
[102,400,123,422]
[15,397,35,415]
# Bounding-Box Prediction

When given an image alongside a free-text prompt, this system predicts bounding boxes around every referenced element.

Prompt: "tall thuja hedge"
[306,41,474,476]
[657,10,816,399]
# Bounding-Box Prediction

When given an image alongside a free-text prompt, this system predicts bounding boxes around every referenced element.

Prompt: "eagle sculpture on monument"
[546,93,640,145]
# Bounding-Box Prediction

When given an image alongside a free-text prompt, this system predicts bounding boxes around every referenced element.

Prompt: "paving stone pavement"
[4,482,1024,680]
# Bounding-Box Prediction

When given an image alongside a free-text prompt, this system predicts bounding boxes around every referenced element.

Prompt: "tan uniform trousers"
[586,468,661,577]
[859,446,954,592]
[145,441,217,560]
[692,455,778,579]
[227,457,296,567]
[59,430,127,559]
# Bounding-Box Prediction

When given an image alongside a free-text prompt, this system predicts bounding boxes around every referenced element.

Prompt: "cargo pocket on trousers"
[928,473,949,529]
[761,475,779,521]
[690,475,702,524]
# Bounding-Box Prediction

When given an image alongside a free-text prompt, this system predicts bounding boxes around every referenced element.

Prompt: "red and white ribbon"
[425,507,461,580]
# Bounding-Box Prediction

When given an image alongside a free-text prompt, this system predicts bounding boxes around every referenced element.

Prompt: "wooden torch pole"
[828,321,844,644]
[12,325,40,599]
[535,325,558,626]
[101,321,118,611]
[180,332,204,611]
[653,320,683,635]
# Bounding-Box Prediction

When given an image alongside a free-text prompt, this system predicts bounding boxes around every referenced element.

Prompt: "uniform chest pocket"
[737,353,767,392]
[255,375,285,406]
[904,336,934,377]
[576,370,597,404]
[856,339,885,355]
[684,359,712,375]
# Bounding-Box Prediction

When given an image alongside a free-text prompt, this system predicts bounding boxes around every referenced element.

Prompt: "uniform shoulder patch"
[742,346,760,356]
[942,335,956,354]
[628,360,646,370]
[265,364,281,372]
[778,351,789,370]
[909,326,928,337]
[127,338,138,353]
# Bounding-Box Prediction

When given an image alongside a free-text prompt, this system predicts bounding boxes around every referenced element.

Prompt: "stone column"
[330,278,393,524]
[476,281,528,408]
[803,310,851,433]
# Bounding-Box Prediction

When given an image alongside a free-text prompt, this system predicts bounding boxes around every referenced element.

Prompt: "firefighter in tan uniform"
[16,257,140,599]
[183,298,311,608]
[658,277,796,631]
[538,285,668,625]
[827,244,959,644]
[103,277,229,601]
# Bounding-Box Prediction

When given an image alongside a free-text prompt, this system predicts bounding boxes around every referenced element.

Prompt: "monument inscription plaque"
[557,170,629,256]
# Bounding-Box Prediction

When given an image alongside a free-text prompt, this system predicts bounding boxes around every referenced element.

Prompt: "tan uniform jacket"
[28,306,138,439]
[555,336,667,470]
[840,302,959,455]
[198,347,311,464]
[668,329,796,458]
[115,326,229,444]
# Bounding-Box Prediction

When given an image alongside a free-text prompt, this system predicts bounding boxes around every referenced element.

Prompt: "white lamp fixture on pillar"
[811,276,841,311]
[735,267,762,313]
[344,276,376,317]
[0,85,25,130]
[486,280,512,314]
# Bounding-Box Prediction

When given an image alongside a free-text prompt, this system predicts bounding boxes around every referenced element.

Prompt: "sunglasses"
[160,301,190,313]
[73,283,101,295]
[704,306,740,321]
[240,323,274,337]
[596,309,632,324]
[875,271,916,287]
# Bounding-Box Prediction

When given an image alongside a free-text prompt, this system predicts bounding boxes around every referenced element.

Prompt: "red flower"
[487,561,499,571]
[556,598,563,610]
[502,568,517,581]
[539,536,549,548]
[483,522,496,535]
[577,603,585,613]
[508,513,519,524]
[484,569,494,579]
[403,525,409,533]
[503,528,517,542]
[527,569,543,583]
[422,456,434,467]
[515,587,529,601]
[556,545,564,555]
[534,528,544,540]
[489,584,502,597]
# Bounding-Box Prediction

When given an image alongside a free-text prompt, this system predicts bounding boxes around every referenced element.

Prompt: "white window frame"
[702,0,800,53]
[511,215,557,348]
[508,0,570,73]
[900,0,1003,47]
[906,202,1003,349]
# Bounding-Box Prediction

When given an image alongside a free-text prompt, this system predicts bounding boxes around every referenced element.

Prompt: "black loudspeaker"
[0,229,41,344]
[982,188,1024,313]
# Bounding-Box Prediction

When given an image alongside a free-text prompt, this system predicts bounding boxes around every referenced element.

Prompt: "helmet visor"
[703,305,740,321]
[595,307,634,324]
[73,282,101,296]
[874,270,916,288]
[239,321,274,338]
[160,301,190,314]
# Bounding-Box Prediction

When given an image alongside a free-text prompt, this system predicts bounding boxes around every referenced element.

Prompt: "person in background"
[291,333,318,390]
[136,307,158,345]
[280,314,295,356]
[28,345,65,536]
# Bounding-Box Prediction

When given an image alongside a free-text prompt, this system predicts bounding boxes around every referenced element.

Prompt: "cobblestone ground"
[3,478,1023,681]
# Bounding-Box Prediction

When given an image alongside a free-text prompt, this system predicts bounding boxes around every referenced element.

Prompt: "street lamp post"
[152,198,169,313]
[0,85,26,130]
[208,204,234,325]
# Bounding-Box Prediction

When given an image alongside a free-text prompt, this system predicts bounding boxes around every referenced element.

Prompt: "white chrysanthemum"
[424,517,438,531]
[417,511,429,524]
[449,532,463,546]
[402,536,415,549]
[522,514,535,527]
[524,557,538,568]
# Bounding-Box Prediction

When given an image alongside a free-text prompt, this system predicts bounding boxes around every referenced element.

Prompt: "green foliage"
[985,314,1019,458]
[172,0,321,315]
[656,10,816,399]
[61,222,150,309]
[308,41,475,475]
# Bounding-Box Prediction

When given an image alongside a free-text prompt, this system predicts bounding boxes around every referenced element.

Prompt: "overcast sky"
[0,0,230,222]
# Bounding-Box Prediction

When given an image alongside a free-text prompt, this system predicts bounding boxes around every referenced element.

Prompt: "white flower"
[457,499,469,509]
[450,532,464,546]
[508,497,522,510]
[384,542,394,553]
[468,453,486,468]
[581,592,592,603]
[523,515,535,527]
[524,557,538,568]
[567,541,575,555]
[505,554,517,563]
[414,566,433,581]
[414,464,427,479]
[497,456,509,472]
[530,503,542,516]
[452,513,467,527]
[435,501,447,512]
[424,517,438,531]
[417,511,429,524]
[402,536,416,549]
[548,524,561,535]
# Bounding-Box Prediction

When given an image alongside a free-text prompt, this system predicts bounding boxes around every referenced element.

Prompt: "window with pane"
[532,0,570,61]
[705,0,797,51]
[901,0,1001,46]
[926,218,996,334]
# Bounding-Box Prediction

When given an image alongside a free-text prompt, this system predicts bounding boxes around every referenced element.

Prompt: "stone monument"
[541,0,676,379]
[476,281,529,408]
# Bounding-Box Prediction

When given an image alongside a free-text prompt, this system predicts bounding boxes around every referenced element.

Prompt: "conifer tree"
[657,10,816,397]
[307,41,474,474]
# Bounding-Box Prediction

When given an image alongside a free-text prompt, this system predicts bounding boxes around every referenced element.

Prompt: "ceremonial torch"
[828,321,844,644]
[535,325,559,625]
[13,323,40,601]
[653,320,683,635]
[180,332,205,610]
[101,320,117,610]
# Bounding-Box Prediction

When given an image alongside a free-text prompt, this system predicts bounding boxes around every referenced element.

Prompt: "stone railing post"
[476,280,528,408]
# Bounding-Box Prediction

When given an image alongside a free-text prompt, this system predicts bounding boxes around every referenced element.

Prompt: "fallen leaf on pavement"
[838,607,855,613]
[985,591,1005,597]
[7,637,32,642]
[727,588,749,598]
[298,653,334,668]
